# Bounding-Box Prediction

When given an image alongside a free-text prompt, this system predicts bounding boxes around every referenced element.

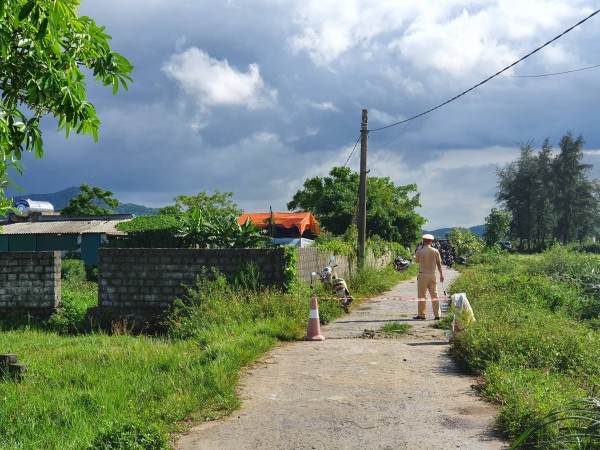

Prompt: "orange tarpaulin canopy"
[238,212,320,236]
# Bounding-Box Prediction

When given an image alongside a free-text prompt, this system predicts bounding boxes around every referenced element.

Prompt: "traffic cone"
[303,295,325,341]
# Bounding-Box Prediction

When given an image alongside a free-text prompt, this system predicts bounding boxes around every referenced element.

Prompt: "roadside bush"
[162,268,307,341]
[62,258,87,281]
[464,247,503,266]
[46,278,98,334]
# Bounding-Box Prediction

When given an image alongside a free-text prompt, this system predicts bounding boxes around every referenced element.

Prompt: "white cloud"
[361,146,520,229]
[311,101,339,112]
[287,0,593,81]
[162,47,278,111]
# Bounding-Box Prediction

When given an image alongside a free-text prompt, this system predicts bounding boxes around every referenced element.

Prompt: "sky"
[10,0,600,230]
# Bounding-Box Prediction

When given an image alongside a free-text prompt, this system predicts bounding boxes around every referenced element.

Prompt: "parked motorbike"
[312,256,353,312]
[393,255,411,272]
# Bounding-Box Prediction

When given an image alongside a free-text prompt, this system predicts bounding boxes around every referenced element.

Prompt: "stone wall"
[0,247,394,324]
[0,251,61,317]
[94,248,287,326]
[296,247,354,283]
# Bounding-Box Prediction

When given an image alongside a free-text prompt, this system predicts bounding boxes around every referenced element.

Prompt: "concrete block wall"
[0,247,393,324]
[366,250,394,271]
[96,248,287,325]
[296,247,393,283]
[0,251,61,317]
[296,247,354,283]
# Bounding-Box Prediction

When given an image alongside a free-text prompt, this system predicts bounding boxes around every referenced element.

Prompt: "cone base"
[303,334,325,341]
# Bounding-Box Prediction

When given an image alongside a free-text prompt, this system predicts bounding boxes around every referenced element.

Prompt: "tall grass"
[0,260,402,448]
[449,247,600,446]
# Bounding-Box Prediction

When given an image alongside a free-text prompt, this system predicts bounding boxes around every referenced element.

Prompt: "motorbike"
[312,256,353,312]
[393,255,411,272]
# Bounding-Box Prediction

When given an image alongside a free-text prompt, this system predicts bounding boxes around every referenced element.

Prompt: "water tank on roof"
[14,199,54,217]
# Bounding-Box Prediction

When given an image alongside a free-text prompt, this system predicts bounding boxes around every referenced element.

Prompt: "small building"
[0,200,132,266]
[238,212,320,247]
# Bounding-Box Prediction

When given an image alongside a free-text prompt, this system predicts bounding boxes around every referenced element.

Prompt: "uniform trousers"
[417,272,441,318]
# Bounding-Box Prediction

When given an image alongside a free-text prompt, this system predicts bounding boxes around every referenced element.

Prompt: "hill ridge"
[11,187,159,216]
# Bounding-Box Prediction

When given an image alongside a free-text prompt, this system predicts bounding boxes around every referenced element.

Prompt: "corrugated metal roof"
[0,219,131,235]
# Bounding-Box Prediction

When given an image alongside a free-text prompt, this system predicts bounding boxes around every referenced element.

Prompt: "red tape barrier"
[316,296,449,301]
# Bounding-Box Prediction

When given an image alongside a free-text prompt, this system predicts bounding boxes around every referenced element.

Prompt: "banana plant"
[176,208,214,248]
[177,209,268,249]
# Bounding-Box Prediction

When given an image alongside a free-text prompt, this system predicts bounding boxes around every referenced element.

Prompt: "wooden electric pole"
[358,109,368,268]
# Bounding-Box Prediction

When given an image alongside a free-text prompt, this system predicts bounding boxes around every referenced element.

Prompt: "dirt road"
[176,268,509,449]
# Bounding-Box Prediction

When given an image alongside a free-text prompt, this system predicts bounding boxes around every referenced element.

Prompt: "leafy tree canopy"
[60,183,119,215]
[113,214,181,248]
[0,0,133,214]
[482,208,512,247]
[495,132,600,249]
[287,166,425,248]
[445,227,483,257]
[158,190,242,222]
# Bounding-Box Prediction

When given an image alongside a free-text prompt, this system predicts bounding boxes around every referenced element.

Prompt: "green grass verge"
[0,261,404,448]
[448,246,600,447]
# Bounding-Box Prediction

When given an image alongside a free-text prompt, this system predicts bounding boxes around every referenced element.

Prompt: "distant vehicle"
[497,241,512,250]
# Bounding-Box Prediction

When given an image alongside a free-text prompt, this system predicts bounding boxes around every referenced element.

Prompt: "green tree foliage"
[287,166,425,248]
[114,214,181,248]
[496,132,600,250]
[445,227,483,257]
[158,190,242,222]
[552,133,599,244]
[60,183,119,215]
[0,0,133,215]
[482,208,512,247]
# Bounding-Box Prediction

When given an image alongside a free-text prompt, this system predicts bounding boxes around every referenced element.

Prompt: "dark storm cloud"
[12,0,600,229]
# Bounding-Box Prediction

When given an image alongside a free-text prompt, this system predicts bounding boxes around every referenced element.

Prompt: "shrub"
[162,268,307,340]
[62,258,87,281]
[112,215,181,248]
[89,421,169,450]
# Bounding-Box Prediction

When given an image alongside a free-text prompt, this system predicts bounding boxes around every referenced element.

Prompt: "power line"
[501,63,600,78]
[369,8,600,133]
[343,135,361,167]
[371,119,414,149]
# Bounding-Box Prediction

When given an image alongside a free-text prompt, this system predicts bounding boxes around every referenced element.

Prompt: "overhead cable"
[369,8,600,133]
[343,135,361,167]
[501,63,600,78]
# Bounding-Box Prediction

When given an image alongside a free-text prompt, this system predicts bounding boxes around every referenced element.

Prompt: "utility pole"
[358,109,368,268]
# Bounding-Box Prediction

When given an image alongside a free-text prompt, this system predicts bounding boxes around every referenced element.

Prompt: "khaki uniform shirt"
[415,245,441,274]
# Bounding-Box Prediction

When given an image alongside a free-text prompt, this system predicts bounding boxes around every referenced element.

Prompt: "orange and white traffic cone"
[303,295,325,341]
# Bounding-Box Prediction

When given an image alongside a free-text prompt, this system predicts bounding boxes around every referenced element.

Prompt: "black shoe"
[413,316,426,320]
[434,317,441,320]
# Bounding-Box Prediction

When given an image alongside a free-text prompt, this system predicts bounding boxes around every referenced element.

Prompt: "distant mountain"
[11,187,160,216]
[424,224,485,238]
